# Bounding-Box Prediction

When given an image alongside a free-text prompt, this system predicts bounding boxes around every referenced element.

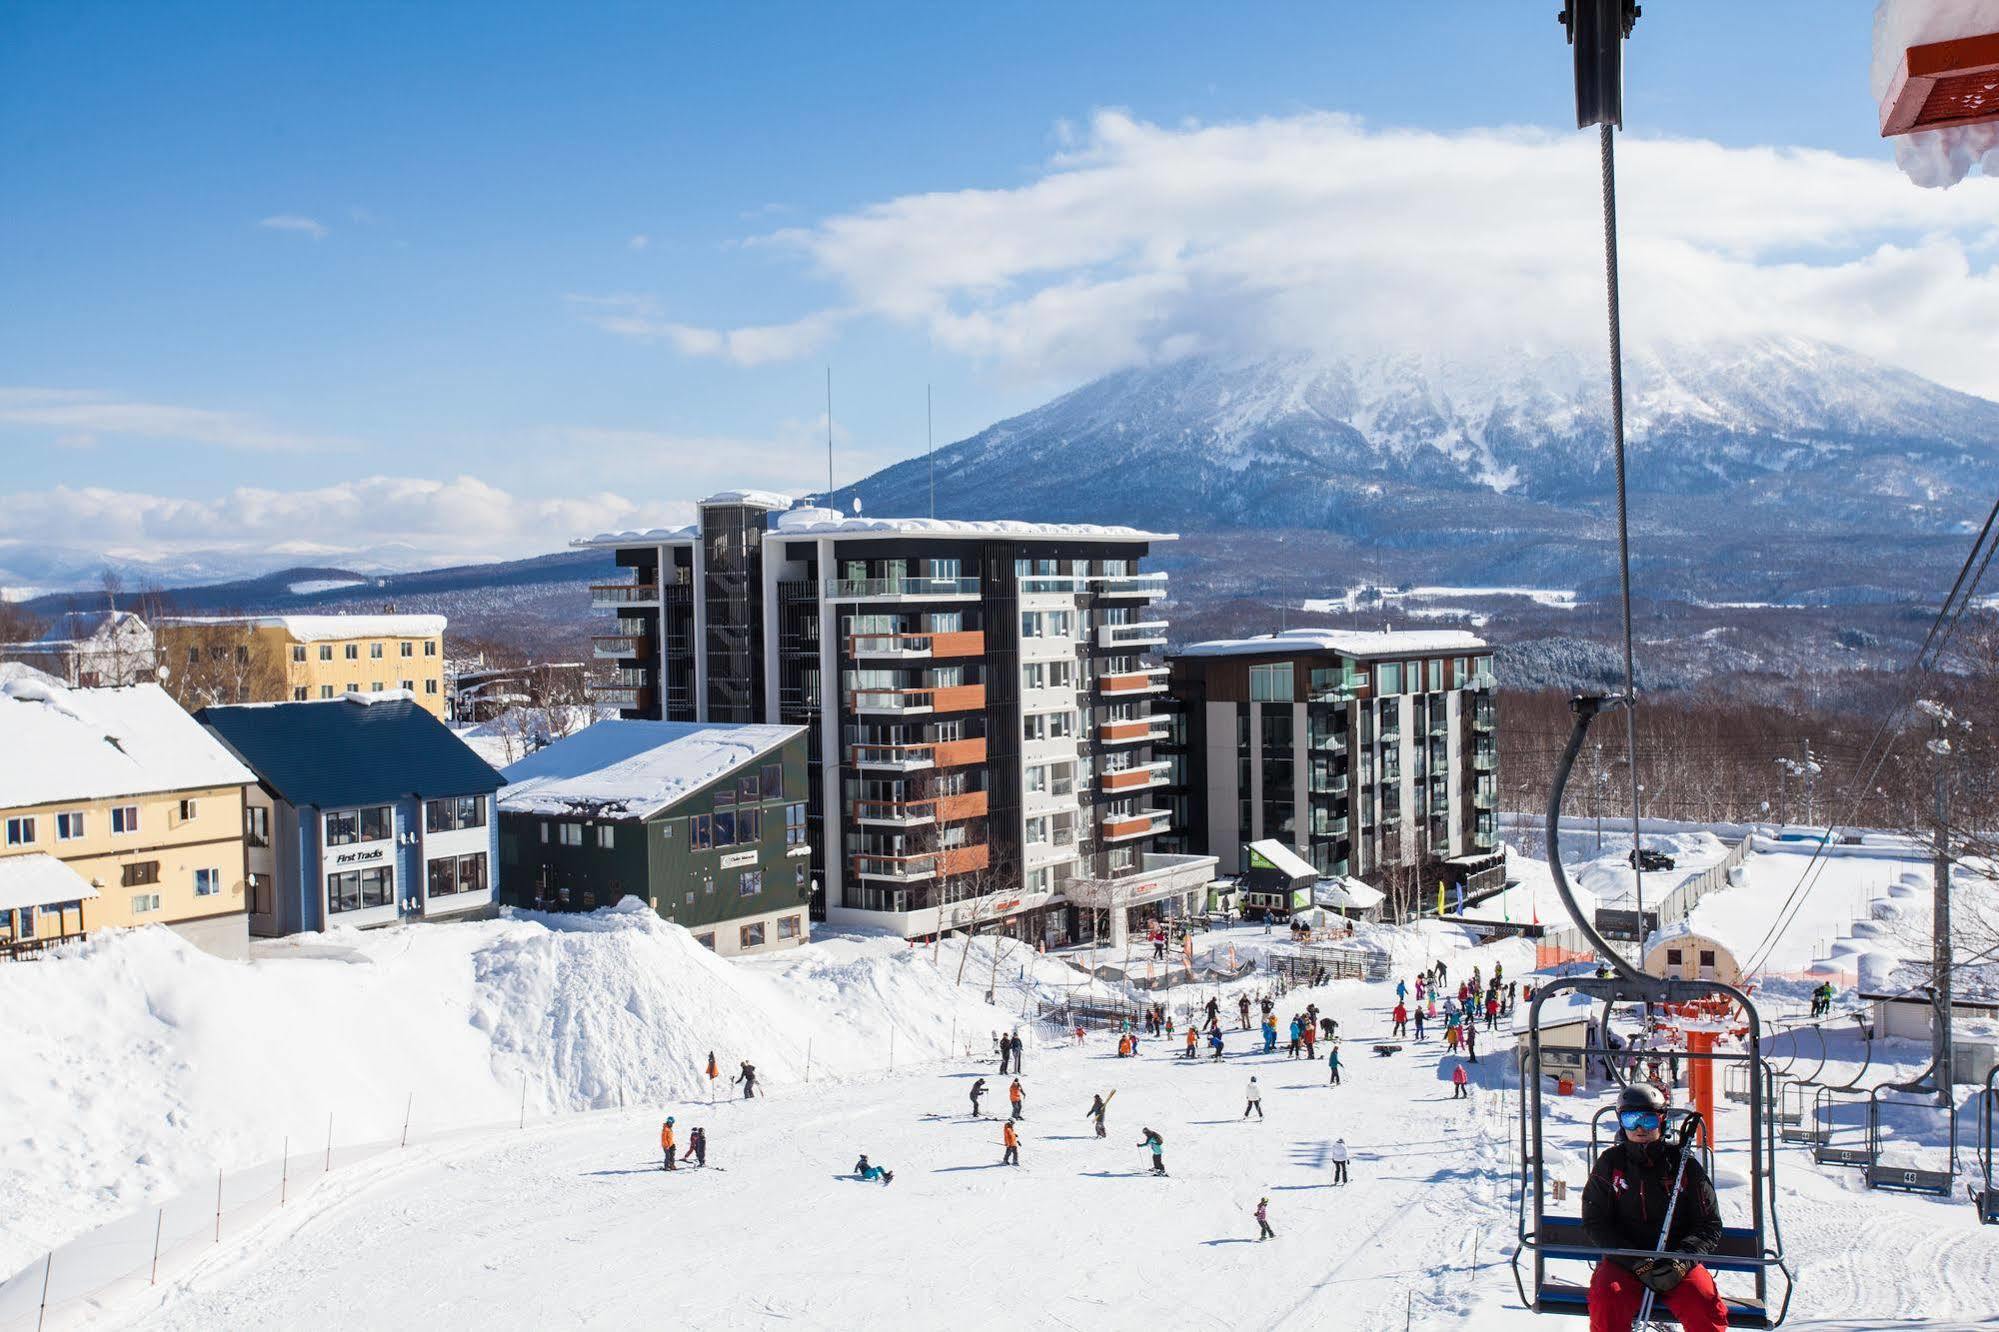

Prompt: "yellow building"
[0,664,256,959]
[155,614,449,718]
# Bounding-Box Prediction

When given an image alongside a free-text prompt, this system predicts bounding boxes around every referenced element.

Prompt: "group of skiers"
[994,1030,1028,1073]
[1806,980,1836,1017]
[658,1117,709,1170]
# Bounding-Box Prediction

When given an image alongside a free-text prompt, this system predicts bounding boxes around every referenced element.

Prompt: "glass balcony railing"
[824,576,981,600]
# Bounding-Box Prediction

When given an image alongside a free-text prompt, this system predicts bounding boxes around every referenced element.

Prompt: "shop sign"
[330,847,386,868]
[719,850,757,869]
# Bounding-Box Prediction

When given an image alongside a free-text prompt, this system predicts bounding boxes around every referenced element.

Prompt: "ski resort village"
[10,2,1999,1330]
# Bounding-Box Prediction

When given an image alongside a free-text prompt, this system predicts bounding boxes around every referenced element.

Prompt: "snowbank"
[0,905,1034,1274]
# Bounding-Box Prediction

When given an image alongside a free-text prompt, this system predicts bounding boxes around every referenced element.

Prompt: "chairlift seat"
[1866,1164,1952,1196]
[1534,1220,1774,1326]
[1974,1186,1999,1224]
[1814,1144,1868,1168]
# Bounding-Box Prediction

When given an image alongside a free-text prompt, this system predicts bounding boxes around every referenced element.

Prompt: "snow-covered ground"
[7,903,1999,1330]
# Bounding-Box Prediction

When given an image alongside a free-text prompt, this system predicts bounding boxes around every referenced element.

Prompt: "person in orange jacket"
[660,1116,677,1171]
[1008,1078,1026,1120]
[1001,1120,1020,1166]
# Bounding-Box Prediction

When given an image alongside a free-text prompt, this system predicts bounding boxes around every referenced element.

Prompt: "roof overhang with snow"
[1175,628,1487,659]
[1244,839,1317,882]
[0,853,101,912]
[1316,876,1387,910]
[500,720,806,821]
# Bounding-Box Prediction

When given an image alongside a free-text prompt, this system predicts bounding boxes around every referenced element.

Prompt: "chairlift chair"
[1809,1016,1876,1167]
[1865,1083,1958,1196]
[1778,1025,1831,1144]
[1969,1063,1999,1222]
[1512,696,1792,1327]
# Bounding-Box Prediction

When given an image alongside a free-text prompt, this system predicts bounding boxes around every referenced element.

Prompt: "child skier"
[854,1154,893,1185]
[1184,1025,1199,1059]
[1452,1061,1470,1099]
[1262,1015,1278,1054]
[1208,1027,1225,1061]
[1138,1127,1166,1175]
[1243,1075,1264,1120]
[682,1125,707,1168]
[1330,1137,1350,1185]
[1254,1197,1275,1241]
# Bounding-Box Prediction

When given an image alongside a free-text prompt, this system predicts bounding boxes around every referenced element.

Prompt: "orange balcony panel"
[929,630,985,657]
[939,843,991,876]
[930,683,986,713]
[1102,815,1156,839]
[1100,672,1153,694]
[933,738,988,768]
[934,791,989,821]
[1100,719,1157,742]
[1101,767,1154,792]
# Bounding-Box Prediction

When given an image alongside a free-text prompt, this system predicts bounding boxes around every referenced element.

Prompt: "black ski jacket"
[1580,1137,1723,1268]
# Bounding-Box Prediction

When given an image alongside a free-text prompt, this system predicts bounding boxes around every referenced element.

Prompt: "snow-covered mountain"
[852,336,1999,538]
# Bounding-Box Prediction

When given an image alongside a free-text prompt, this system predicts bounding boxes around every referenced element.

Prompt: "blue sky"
[3,1,1994,578]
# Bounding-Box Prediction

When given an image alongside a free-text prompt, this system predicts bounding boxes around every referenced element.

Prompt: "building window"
[320,685,334,699]
[778,914,802,941]
[703,875,715,896]
[762,763,784,801]
[458,852,487,894]
[425,679,439,695]
[739,772,761,804]
[344,643,359,660]
[245,806,270,847]
[360,805,391,841]
[346,683,359,694]
[713,809,736,845]
[425,641,437,657]
[130,893,162,914]
[56,811,85,840]
[739,921,766,949]
[427,796,487,833]
[292,645,307,664]
[370,642,384,659]
[401,679,414,691]
[121,861,160,887]
[187,646,200,665]
[195,868,221,896]
[739,869,763,898]
[401,642,414,658]
[1249,662,1293,702]
[428,852,488,896]
[111,805,139,835]
[597,824,615,849]
[1377,662,1402,694]
[1699,949,1716,968]
[4,816,34,846]
[795,864,808,890]
[558,824,583,846]
[692,814,712,850]
[179,798,198,821]
[695,932,715,950]
[785,803,807,846]
[293,686,309,700]
[328,866,393,913]
[539,823,549,844]
[1428,659,1444,691]
[370,681,383,692]
[319,644,333,662]
[1666,948,1683,966]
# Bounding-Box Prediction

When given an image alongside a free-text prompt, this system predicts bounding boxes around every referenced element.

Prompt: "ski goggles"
[1618,1109,1664,1132]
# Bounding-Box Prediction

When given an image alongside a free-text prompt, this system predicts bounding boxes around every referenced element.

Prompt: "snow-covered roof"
[500,720,805,820]
[0,853,101,911]
[1315,876,1387,910]
[700,489,794,510]
[1244,839,1318,881]
[1175,627,1487,659]
[1642,917,1729,956]
[7,610,150,650]
[156,614,446,642]
[576,509,1174,548]
[0,666,255,806]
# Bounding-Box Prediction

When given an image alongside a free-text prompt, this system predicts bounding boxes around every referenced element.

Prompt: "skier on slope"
[1138,1127,1166,1175]
[1185,1025,1199,1059]
[1391,1002,1408,1038]
[1011,1029,1026,1073]
[1001,1120,1021,1167]
[683,1126,707,1168]
[1243,1074,1264,1120]
[1239,995,1252,1030]
[1086,1092,1110,1138]
[1262,1014,1278,1055]
[1396,978,1408,1004]
[734,1061,758,1099]
[1413,1007,1427,1041]
[1008,1078,1026,1121]
[854,1153,893,1185]
[1451,1062,1470,1099]
[1327,1043,1342,1086]
[660,1117,677,1171]
[969,1077,988,1118]
[1329,1137,1350,1185]
[1582,1085,1727,1332]
[1208,1026,1226,1061]
[1254,1197,1275,1241]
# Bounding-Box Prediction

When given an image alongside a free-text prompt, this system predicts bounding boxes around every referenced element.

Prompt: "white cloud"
[258,214,329,240]
[0,476,684,571]
[601,109,1999,396]
[628,234,650,251]
[0,388,344,452]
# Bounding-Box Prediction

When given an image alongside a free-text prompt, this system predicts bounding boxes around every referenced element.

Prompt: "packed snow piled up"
[0,905,1038,1274]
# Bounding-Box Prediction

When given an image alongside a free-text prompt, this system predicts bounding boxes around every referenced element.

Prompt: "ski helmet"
[1616,1084,1666,1114]
[666,1116,676,1125]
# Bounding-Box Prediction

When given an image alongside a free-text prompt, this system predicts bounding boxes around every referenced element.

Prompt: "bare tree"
[160,614,286,710]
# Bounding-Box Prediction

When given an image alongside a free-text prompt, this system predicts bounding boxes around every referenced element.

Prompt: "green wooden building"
[497,721,812,955]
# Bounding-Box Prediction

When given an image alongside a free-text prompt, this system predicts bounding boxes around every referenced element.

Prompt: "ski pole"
[1634,1111,1703,1325]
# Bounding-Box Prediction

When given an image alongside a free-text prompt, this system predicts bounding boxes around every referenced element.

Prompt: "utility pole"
[1929,709,1954,1108]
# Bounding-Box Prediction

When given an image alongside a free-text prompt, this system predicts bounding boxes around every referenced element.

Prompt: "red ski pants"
[1587,1261,1728,1332]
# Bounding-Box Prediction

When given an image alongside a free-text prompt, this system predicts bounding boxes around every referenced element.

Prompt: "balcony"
[1472,705,1495,732]
[850,843,990,882]
[850,737,987,772]
[824,576,981,602]
[847,629,985,660]
[1378,727,1402,745]
[1309,672,1365,702]
[590,580,660,608]
[1018,575,1083,594]
[849,683,986,716]
[1100,760,1171,793]
[1428,720,1451,739]
[1472,750,1497,774]
[1310,815,1349,840]
[592,633,651,660]
[588,683,651,710]
[1309,731,1349,754]
[1466,670,1497,692]
[1473,786,1498,810]
[1097,620,1169,650]
[1099,717,1169,746]
[1090,572,1168,599]
[1309,775,1350,798]
[853,790,989,827]
[1100,667,1170,696]
[1102,809,1170,842]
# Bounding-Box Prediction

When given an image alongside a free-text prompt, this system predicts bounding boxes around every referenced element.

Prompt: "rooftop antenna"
[927,382,935,519]
[825,367,835,503]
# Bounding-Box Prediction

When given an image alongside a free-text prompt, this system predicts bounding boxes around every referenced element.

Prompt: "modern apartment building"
[0,663,255,960]
[1157,628,1502,918]
[155,614,449,717]
[575,490,1212,945]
